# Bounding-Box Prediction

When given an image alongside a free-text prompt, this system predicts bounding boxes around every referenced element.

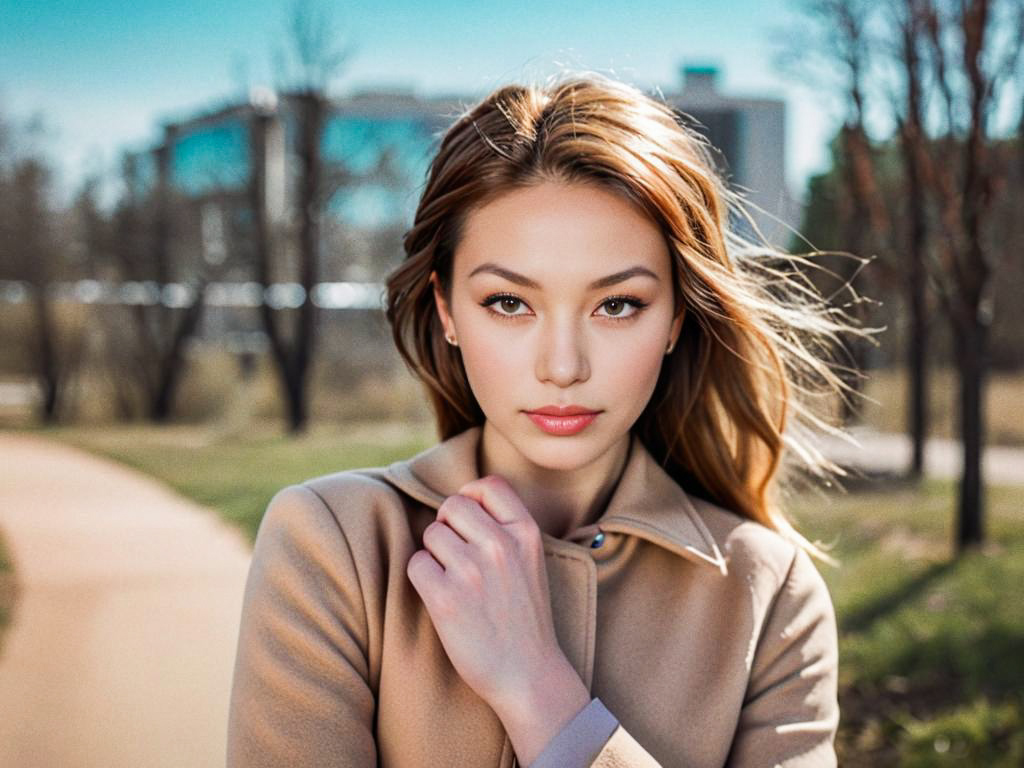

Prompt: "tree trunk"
[952,0,993,552]
[837,124,876,425]
[907,247,928,478]
[903,129,929,479]
[285,366,308,433]
[149,286,207,422]
[250,94,323,436]
[900,4,930,480]
[31,290,60,423]
[954,318,986,551]
[291,92,324,435]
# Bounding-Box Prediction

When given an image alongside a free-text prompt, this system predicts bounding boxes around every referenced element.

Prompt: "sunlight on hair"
[386,68,885,568]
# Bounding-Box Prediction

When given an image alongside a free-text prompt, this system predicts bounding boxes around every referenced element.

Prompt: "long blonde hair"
[384,71,879,565]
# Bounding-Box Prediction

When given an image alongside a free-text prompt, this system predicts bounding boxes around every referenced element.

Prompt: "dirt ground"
[0,431,254,768]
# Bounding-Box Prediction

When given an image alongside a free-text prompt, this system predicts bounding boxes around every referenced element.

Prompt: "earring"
[445,333,458,346]
[665,340,674,355]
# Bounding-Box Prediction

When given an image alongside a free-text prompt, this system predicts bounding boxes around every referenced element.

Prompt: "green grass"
[0,527,18,654]
[790,478,1024,766]
[4,420,1023,765]
[22,419,438,543]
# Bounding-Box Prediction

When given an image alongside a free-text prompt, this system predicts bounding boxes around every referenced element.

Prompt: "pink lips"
[524,406,600,436]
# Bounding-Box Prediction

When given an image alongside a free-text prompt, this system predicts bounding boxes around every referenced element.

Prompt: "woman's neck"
[477,420,631,539]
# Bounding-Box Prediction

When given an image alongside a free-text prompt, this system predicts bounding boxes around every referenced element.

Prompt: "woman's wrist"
[490,652,591,766]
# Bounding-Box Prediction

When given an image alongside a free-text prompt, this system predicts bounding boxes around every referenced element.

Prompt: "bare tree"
[775,0,894,423]
[785,0,1024,550]
[272,0,357,95]
[0,112,69,422]
[916,0,1024,551]
[12,158,64,421]
[251,0,356,433]
[879,0,936,478]
[107,145,220,423]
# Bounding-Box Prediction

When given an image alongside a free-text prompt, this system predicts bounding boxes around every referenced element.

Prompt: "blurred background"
[0,0,1022,766]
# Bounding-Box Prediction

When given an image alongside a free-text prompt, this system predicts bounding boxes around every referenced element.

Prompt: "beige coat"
[227,425,839,767]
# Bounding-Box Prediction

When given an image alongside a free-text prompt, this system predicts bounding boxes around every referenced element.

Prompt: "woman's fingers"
[456,475,530,525]
[436,492,505,547]
[406,547,446,603]
[421,518,469,570]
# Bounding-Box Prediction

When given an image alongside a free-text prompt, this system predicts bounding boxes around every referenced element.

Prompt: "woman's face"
[431,180,684,471]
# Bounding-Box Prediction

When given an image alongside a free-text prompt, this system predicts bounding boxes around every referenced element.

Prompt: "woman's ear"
[429,270,455,340]
[668,305,685,352]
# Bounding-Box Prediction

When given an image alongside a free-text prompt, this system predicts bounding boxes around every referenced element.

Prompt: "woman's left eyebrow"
[468,262,659,290]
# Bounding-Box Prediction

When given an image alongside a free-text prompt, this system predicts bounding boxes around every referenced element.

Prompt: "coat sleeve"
[525,697,662,768]
[527,697,620,768]
[226,483,377,767]
[725,545,840,767]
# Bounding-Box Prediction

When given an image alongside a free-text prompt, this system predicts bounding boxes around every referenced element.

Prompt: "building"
[663,64,797,246]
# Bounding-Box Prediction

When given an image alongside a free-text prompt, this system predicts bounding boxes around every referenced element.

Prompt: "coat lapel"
[380,424,728,575]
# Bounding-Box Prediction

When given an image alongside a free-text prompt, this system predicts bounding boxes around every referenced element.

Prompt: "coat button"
[590,530,605,549]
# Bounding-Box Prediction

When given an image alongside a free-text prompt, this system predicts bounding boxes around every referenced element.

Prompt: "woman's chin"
[512,423,620,471]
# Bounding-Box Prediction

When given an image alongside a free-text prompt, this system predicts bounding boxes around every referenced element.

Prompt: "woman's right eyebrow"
[468,262,659,290]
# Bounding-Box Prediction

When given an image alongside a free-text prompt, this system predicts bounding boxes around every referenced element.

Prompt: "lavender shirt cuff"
[526,697,620,768]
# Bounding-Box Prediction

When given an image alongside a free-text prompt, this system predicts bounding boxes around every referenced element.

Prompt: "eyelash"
[479,292,650,323]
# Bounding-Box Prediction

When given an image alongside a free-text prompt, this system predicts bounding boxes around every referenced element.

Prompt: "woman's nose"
[534,317,590,386]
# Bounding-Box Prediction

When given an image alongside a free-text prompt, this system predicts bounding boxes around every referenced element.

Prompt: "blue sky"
[0,0,851,207]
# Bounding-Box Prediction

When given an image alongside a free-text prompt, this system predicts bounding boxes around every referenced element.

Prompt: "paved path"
[808,426,1024,486]
[0,431,253,768]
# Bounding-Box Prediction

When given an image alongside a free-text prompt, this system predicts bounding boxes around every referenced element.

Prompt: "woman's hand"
[405,474,567,711]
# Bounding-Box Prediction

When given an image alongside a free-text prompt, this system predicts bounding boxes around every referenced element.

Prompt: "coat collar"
[380,425,728,574]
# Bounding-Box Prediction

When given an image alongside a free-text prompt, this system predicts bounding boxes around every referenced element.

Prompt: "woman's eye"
[481,295,530,318]
[500,296,529,315]
[480,294,648,322]
[597,297,645,319]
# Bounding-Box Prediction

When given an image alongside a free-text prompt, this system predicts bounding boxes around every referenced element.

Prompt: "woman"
[227,71,874,767]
